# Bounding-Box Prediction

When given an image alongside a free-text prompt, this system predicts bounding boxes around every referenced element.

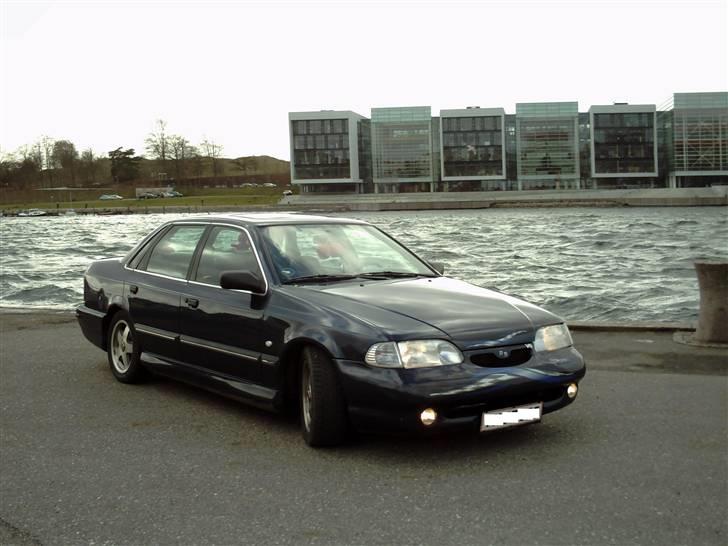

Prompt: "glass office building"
[371,106,434,192]
[289,111,368,193]
[589,104,658,187]
[670,92,728,187]
[440,107,506,190]
[516,102,580,189]
[288,93,727,194]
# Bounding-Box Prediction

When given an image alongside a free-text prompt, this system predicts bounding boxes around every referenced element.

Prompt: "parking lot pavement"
[1,313,726,545]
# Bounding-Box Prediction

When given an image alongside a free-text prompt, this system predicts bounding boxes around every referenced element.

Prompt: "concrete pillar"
[694,261,728,344]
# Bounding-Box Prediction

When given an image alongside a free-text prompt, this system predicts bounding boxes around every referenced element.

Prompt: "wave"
[1,208,726,321]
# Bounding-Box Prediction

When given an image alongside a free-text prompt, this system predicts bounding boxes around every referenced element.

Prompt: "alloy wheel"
[110,320,134,374]
[302,361,312,431]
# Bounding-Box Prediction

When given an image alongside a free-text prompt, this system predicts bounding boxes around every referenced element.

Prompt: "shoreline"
[2,187,727,216]
[280,186,728,212]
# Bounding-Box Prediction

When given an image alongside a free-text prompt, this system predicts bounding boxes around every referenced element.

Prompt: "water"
[1,207,726,322]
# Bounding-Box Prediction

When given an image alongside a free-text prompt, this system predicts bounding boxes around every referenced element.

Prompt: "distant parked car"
[99,194,123,200]
[138,192,159,199]
[282,190,293,196]
[263,183,276,188]
[161,191,183,198]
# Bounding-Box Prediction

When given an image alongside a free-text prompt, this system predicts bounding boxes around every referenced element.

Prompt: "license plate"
[480,402,543,432]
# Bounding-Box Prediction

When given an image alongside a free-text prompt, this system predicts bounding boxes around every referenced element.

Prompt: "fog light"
[420,408,437,426]
[567,383,578,399]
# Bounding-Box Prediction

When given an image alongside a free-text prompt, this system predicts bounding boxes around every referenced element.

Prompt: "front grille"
[469,344,532,367]
[442,386,565,419]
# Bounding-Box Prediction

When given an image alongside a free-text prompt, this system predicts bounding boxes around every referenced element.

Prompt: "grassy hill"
[0,154,292,207]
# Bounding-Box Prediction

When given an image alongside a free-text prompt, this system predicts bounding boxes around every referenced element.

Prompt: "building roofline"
[289,111,367,120]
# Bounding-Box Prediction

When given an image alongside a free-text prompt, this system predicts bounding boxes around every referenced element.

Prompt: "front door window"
[194,227,261,286]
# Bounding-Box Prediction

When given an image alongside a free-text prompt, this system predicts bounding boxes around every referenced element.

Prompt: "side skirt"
[141,351,280,412]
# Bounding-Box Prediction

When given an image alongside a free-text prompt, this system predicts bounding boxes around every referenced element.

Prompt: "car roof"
[173,212,369,227]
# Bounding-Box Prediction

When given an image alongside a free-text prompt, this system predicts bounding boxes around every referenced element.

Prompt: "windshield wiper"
[282,274,359,285]
[358,271,435,279]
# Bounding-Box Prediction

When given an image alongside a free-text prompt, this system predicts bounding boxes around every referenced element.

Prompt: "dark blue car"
[77,213,585,446]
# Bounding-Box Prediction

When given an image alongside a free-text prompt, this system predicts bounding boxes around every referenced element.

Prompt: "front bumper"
[335,346,586,434]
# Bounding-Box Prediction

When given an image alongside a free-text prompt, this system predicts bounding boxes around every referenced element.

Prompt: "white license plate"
[480,402,543,432]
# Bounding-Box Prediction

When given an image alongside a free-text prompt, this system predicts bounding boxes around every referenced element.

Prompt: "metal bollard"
[694,261,728,344]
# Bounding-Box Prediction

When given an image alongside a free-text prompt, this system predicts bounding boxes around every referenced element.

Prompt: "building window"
[292,118,351,180]
[442,115,504,178]
[592,112,656,174]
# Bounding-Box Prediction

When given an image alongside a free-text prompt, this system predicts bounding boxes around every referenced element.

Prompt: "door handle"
[129,285,139,294]
[185,297,199,309]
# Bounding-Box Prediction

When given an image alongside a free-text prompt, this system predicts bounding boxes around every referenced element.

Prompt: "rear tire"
[107,310,146,384]
[300,346,348,447]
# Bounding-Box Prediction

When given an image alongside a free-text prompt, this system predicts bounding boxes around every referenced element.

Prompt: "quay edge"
[2,187,726,216]
[279,186,728,212]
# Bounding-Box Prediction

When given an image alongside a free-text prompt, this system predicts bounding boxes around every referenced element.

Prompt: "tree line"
[0,119,225,189]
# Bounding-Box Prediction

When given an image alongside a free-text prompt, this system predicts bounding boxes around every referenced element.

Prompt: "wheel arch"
[277,337,341,415]
[101,304,125,351]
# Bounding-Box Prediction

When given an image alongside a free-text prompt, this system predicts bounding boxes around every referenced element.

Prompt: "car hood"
[305,276,562,349]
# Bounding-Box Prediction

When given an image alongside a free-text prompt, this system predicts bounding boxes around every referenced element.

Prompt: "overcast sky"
[1,0,726,160]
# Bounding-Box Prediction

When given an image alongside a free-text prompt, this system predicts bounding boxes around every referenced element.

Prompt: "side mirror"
[429,261,445,275]
[220,271,267,294]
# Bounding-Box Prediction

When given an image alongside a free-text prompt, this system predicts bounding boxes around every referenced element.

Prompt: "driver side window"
[194,227,260,286]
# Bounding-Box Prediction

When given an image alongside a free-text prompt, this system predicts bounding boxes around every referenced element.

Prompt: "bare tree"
[0,146,44,189]
[52,140,79,184]
[169,135,197,180]
[79,148,99,184]
[201,138,224,177]
[145,119,170,163]
[38,136,55,186]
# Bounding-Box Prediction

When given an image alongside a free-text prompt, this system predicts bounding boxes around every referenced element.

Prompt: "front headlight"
[365,340,464,368]
[534,323,573,352]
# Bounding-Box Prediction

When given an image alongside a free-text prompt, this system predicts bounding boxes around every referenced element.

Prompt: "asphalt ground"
[0,312,726,546]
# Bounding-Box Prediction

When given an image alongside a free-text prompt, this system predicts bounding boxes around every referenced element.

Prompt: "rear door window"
[144,225,206,279]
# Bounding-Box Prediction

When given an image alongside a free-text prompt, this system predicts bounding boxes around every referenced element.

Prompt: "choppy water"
[1,207,726,322]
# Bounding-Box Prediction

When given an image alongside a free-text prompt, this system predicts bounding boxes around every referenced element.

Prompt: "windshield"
[259,223,435,282]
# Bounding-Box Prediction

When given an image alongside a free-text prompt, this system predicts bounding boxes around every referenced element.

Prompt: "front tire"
[300,346,348,447]
[107,311,146,383]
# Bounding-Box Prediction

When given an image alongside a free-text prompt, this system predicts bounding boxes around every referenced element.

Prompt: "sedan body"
[77,213,585,446]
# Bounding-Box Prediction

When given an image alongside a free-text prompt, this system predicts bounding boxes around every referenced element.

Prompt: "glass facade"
[441,114,504,178]
[288,93,727,194]
[505,115,518,188]
[592,112,656,174]
[371,107,433,183]
[516,102,580,186]
[292,118,350,179]
[673,92,728,174]
[578,112,593,187]
[358,119,372,190]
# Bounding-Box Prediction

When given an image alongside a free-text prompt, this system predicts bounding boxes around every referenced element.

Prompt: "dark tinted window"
[194,227,261,286]
[145,225,206,279]
[127,227,169,269]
